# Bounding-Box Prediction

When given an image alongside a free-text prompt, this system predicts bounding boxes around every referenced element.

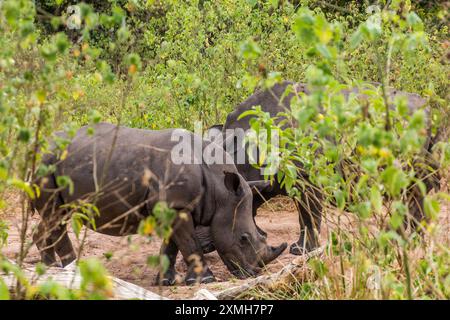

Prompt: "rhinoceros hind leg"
[171,212,216,285]
[35,221,76,267]
[33,172,76,266]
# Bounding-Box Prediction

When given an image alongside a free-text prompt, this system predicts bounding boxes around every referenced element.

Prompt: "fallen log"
[193,246,325,300]
[1,260,167,300]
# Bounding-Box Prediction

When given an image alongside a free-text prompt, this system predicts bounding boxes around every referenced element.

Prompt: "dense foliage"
[0,0,448,299]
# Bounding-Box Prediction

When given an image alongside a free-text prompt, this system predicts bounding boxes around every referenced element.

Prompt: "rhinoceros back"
[52,123,204,235]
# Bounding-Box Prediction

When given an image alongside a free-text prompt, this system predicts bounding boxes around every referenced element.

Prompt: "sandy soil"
[1,194,304,299]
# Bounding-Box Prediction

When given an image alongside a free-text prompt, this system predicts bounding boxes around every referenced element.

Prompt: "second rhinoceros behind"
[32,123,287,285]
[207,81,441,256]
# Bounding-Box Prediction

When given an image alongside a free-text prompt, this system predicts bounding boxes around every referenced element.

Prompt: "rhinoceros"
[205,81,442,255]
[32,123,287,285]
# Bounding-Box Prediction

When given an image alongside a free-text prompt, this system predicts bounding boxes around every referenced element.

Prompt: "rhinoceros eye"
[239,233,251,245]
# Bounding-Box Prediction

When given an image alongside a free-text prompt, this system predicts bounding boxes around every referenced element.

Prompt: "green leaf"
[361,14,382,41]
[4,2,20,27]
[370,186,382,214]
[238,108,262,120]
[20,21,35,38]
[111,5,126,25]
[334,190,346,210]
[37,279,71,299]
[309,258,328,278]
[0,279,10,300]
[103,252,113,261]
[356,201,371,219]
[414,179,427,197]
[35,263,47,276]
[315,43,331,59]
[350,29,363,49]
[390,201,406,230]
[423,196,439,220]
[88,109,102,124]
[292,9,317,45]
[0,221,8,247]
[124,53,142,71]
[18,128,31,143]
[239,39,262,60]
[51,17,62,30]
[268,0,279,8]
[146,255,160,267]
[0,167,7,181]
[71,215,83,238]
[40,44,58,62]
[362,159,378,174]
[78,258,111,298]
[406,12,423,31]
[377,230,403,249]
[56,175,74,195]
[381,167,409,197]
[8,178,35,199]
[55,33,70,54]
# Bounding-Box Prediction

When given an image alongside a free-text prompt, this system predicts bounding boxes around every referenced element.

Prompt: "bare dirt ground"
[1,194,305,299]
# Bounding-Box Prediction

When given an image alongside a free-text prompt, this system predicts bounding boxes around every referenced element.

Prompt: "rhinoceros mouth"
[230,267,260,279]
[218,251,261,279]
[219,242,287,278]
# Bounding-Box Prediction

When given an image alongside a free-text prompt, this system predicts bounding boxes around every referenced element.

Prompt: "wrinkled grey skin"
[32,123,287,285]
[205,81,441,255]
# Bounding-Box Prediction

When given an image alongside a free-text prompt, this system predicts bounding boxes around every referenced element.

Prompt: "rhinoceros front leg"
[171,213,216,285]
[155,239,179,286]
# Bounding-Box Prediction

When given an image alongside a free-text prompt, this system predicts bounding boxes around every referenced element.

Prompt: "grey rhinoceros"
[32,123,287,285]
[205,81,442,255]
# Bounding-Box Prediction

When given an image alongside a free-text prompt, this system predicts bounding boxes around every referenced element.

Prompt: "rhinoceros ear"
[224,171,241,194]
[248,180,272,195]
[206,124,224,141]
[208,124,223,132]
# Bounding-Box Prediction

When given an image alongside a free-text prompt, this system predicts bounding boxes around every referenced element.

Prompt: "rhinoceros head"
[210,171,287,278]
